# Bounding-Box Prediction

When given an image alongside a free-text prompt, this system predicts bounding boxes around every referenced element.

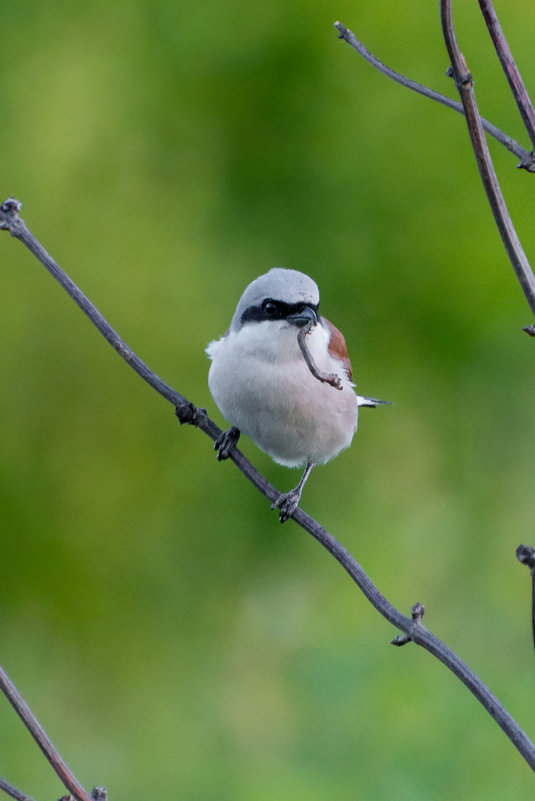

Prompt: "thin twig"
[0,778,38,801]
[0,199,192,418]
[1,198,535,770]
[478,0,535,150]
[297,321,342,389]
[0,663,93,801]
[439,1,535,318]
[516,545,535,650]
[333,21,535,172]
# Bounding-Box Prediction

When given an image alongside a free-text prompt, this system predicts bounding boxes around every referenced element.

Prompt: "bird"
[206,268,389,522]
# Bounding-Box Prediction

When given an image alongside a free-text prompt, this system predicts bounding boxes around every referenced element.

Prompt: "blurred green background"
[1,1,535,798]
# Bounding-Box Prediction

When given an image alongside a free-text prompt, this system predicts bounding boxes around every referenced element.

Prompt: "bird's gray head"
[230,268,320,333]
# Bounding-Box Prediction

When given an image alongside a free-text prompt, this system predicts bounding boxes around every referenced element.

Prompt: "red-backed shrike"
[206,268,389,522]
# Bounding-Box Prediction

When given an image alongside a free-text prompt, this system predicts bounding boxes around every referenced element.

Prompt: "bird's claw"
[214,426,240,460]
[271,490,301,523]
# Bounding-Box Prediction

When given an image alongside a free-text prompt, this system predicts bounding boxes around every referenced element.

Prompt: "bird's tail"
[356,395,392,408]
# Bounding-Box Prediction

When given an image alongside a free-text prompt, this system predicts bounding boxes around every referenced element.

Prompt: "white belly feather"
[207,320,358,467]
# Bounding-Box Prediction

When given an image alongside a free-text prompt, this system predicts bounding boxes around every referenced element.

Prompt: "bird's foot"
[271,489,302,524]
[214,426,240,461]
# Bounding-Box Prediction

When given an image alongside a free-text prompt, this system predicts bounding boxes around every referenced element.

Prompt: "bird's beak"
[286,305,318,328]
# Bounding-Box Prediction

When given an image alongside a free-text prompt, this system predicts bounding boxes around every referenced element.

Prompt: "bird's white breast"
[206,320,358,467]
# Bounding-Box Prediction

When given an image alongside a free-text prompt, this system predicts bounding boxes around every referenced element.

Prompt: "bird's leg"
[272,461,315,523]
[214,426,240,461]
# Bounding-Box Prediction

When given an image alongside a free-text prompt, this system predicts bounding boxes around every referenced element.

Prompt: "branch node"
[411,602,426,621]
[517,152,535,172]
[0,196,23,232]
[516,544,535,572]
[175,402,199,425]
[334,21,348,40]
[91,788,107,801]
[0,196,22,215]
[522,324,535,336]
[391,633,410,647]
[459,69,473,87]
[391,602,425,646]
[175,403,209,428]
[446,61,472,87]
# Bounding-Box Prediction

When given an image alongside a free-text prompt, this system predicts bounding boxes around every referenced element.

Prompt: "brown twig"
[439,1,535,319]
[334,21,535,172]
[0,663,94,801]
[2,197,535,771]
[297,320,343,389]
[0,778,38,801]
[516,545,535,650]
[478,0,535,151]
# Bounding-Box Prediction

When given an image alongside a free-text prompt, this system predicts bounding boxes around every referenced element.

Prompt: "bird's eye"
[262,300,279,316]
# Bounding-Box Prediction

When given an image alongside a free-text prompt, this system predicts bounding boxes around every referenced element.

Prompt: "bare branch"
[439,2,535,318]
[0,663,94,801]
[0,778,38,801]
[516,545,535,650]
[478,0,535,150]
[333,21,535,172]
[297,320,343,389]
[0,197,193,417]
[2,198,535,771]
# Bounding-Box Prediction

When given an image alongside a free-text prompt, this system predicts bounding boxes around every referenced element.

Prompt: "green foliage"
[1,1,535,798]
